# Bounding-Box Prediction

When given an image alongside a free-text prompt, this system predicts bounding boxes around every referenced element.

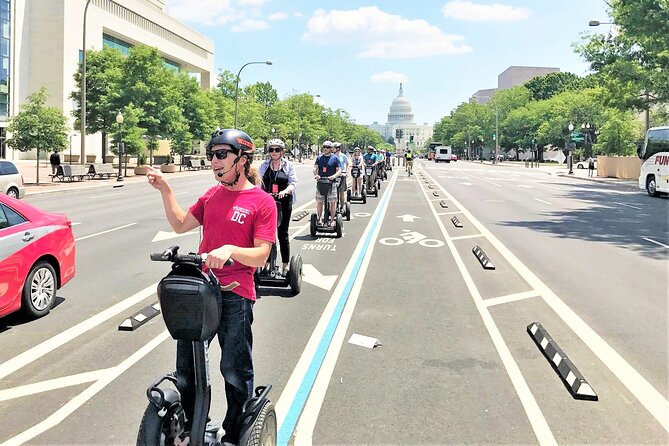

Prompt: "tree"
[216,69,238,99]
[7,87,69,184]
[524,72,586,101]
[112,104,146,167]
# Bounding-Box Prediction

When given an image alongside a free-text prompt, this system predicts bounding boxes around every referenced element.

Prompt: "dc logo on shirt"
[231,205,250,224]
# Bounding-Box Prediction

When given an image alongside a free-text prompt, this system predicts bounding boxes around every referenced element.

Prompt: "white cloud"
[441,1,529,22]
[238,0,267,5]
[302,7,471,59]
[371,71,408,83]
[165,0,268,26]
[293,12,303,18]
[231,19,269,32]
[268,12,289,21]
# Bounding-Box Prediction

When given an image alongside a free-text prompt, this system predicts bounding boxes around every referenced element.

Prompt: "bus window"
[642,128,669,160]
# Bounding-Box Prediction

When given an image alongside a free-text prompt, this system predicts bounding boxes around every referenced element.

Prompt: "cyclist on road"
[313,141,341,226]
[405,150,414,175]
[333,142,350,208]
[258,138,297,276]
[146,128,277,446]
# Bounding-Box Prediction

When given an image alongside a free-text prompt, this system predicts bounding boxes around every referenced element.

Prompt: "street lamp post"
[567,122,575,175]
[233,60,273,129]
[116,111,124,181]
[81,0,93,165]
[493,109,499,164]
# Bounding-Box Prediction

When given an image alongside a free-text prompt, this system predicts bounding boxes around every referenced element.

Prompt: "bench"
[88,163,118,179]
[200,159,211,169]
[185,159,198,170]
[49,164,90,182]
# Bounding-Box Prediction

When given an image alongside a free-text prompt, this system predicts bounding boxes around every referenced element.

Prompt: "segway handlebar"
[150,245,233,267]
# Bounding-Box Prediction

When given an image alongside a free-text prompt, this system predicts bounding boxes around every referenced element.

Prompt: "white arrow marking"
[397,214,421,222]
[301,264,338,291]
[152,230,199,243]
[460,182,473,186]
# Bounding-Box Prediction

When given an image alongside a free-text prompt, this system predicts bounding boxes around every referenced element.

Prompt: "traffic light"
[395,129,401,139]
[399,129,404,139]
[410,135,414,142]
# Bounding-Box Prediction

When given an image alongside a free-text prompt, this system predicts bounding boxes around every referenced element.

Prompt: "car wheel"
[576,164,584,169]
[7,187,19,199]
[22,261,57,318]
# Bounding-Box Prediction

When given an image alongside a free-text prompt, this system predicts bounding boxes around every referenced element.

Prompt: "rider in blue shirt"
[313,141,341,225]
[333,142,350,208]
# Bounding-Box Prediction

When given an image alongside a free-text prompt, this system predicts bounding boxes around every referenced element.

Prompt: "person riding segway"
[333,142,351,221]
[348,147,366,204]
[363,146,380,197]
[256,138,302,294]
[310,141,343,238]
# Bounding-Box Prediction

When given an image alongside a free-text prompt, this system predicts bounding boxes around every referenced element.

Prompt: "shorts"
[315,183,337,203]
[337,175,348,193]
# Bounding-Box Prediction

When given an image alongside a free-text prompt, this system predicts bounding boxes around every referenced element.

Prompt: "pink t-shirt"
[189,184,277,301]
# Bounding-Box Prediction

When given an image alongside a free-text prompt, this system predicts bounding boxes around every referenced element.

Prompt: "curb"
[118,302,161,331]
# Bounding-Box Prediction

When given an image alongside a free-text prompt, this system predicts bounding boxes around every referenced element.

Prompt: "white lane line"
[450,234,484,241]
[420,171,557,445]
[614,202,642,210]
[483,291,541,308]
[75,222,136,241]
[89,193,123,199]
[641,237,669,249]
[534,198,552,205]
[0,368,114,402]
[2,331,170,446]
[437,211,463,215]
[0,282,158,381]
[173,192,188,196]
[426,172,669,433]
[286,173,399,445]
[518,184,533,188]
[462,172,502,187]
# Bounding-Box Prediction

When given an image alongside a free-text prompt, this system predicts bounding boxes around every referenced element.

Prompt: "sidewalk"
[459,160,638,189]
[15,159,210,196]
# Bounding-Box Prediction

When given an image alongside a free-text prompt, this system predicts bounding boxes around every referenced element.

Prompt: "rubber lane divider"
[432,191,440,197]
[451,216,463,228]
[472,245,495,270]
[527,322,598,401]
[118,302,161,331]
[292,210,309,222]
[439,200,449,208]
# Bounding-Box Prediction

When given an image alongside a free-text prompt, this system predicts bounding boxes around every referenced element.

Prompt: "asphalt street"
[0,160,667,445]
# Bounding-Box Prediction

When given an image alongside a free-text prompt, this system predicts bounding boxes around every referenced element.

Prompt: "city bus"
[637,126,669,197]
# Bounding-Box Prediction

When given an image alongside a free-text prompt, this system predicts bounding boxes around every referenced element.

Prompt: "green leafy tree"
[177,73,217,142]
[216,69,238,99]
[7,87,69,184]
[524,72,586,101]
[112,104,146,165]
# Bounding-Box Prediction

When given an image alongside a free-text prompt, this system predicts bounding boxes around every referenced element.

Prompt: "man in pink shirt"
[147,129,276,445]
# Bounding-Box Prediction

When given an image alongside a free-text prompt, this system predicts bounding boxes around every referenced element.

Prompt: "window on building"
[103,33,182,72]
[0,0,10,122]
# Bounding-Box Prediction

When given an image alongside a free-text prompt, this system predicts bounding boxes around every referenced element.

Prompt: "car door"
[0,202,42,316]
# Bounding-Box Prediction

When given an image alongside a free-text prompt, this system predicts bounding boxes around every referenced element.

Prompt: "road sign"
[570,132,584,142]
[291,148,300,157]
[556,150,566,164]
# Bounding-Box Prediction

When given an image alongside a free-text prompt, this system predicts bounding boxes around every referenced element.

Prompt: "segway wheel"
[137,390,183,446]
[346,189,351,202]
[241,401,277,446]
[310,213,317,237]
[344,202,351,221]
[361,189,367,204]
[254,269,260,293]
[373,188,378,197]
[377,179,382,191]
[335,214,343,238]
[288,255,302,295]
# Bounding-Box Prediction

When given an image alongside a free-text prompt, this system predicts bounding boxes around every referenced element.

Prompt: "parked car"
[0,194,76,319]
[576,159,597,169]
[450,154,458,162]
[0,160,26,199]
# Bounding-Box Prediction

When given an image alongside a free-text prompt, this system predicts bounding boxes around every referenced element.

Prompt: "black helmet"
[207,129,255,155]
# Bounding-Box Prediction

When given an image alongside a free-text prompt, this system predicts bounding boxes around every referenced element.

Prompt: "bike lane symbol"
[379,229,444,248]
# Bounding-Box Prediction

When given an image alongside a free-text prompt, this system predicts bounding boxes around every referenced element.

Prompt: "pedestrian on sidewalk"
[588,157,595,177]
[49,150,61,175]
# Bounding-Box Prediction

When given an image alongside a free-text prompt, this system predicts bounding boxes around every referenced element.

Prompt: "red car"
[0,194,76,318]
[450,154,458,162]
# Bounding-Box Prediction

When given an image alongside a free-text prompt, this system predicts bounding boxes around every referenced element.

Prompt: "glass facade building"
[0,0,10,122]
[103,33,181,72]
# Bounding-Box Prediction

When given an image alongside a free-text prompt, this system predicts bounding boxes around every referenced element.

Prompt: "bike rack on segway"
[348,166,366,204]
[310,178,343,238]
[255,198,303,295]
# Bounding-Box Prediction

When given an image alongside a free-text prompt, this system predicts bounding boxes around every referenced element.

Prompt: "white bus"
[434,145,453,163]
[638,126,669,197]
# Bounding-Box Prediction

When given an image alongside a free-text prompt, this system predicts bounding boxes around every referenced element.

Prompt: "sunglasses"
[268,147,282,153]
[206,150,232,161]
[323,146,332,149]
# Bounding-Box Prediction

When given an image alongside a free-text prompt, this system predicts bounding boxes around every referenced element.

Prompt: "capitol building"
[367,84,434,152]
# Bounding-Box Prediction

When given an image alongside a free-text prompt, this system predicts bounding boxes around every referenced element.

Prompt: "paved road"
[0,160,667,445]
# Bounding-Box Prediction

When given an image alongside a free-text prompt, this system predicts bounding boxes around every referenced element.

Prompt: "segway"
[310,178,343,238]
[364,163,378,197]
[337,177,351,221]
[255,197,303,295]
[137,246,277,446]
[348,165,366,204]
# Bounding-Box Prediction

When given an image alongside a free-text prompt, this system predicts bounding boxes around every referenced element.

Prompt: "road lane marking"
[437,211,463,215]
[614,202,642,210]
[641,237,669,248]
[279,172,398,446]
[423,169,669,433]
[2,331,171,446]
[450,234,484,241]
[483,291,540,308]
[0,282,158,381]
[534,198,552,205]
[89,193,123,199]
[419,169,557,446]
[518,184,533,188]
[74,222,136,241]
[0,368,114,402]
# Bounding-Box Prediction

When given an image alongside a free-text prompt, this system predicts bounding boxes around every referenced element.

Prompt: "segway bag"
[350,166,360,178]
[317,179,332,197]
[157,262,222,341]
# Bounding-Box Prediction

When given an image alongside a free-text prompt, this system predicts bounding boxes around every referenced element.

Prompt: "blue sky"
[165,0,611,126]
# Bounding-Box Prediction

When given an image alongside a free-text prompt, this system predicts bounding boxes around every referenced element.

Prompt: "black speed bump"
[451,216,463,227]
[292,210,309,221]
[432,191,439,197]
[527,322,598,401]
[439,201,449,208]
[119,302,161,331]
[472,246,495,269]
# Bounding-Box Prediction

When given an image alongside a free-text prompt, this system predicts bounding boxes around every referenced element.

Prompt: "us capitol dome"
[367,83,433,152]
